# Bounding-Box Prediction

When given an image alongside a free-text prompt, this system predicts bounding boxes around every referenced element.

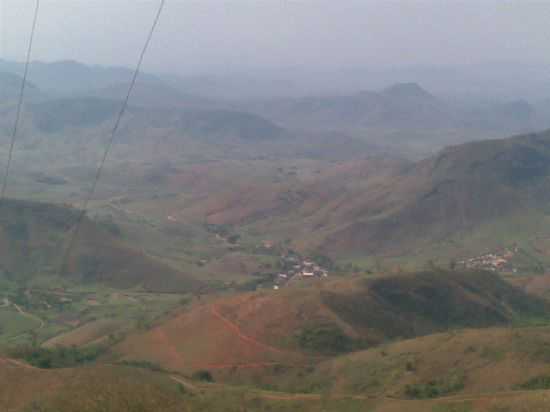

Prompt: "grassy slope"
[139,128,550,271]
[0,198,202,293]
[112,270,546,382]
[321,270,548,340]
[41,319,127,348]
[4,354,550,411]
[0,286,187,347]
[0,361,376,412]
[322,129,550,257]
[0,310,41,343]
[287,326,550,399]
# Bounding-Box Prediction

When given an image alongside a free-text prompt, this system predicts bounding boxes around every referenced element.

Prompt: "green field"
[0,281,187,347]
[0,310,41,344]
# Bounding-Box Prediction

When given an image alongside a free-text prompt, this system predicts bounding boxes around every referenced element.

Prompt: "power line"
[59,0,166,276]
[0,0,40,200]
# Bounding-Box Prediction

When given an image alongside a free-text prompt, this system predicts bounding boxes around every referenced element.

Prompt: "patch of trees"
[192,370,214,382]
[405,370,465,399]
[234,273,275,292]
[204,223,242,245]
[0,199,79,230]
[204,223,232,237]
[10,345,104,369]
[96,216,122,237]
[310,253,335,270]
[78,255,103,282]
[226,234,240,244]
[5,221,29,242]
[296,323,354,355]
[117,360,165,372]
[518,375,550,390]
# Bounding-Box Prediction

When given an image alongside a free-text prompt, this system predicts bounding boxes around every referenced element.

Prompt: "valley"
[2,55,550,412]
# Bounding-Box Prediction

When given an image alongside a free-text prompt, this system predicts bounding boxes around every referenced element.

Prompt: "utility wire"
[0,0,40,200]
[59,0,166,276]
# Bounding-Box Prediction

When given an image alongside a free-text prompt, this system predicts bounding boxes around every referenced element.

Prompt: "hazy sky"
[2,0,550,75]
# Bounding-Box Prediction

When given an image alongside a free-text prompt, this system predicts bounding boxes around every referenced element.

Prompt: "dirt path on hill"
[0,357,40,370]
[170,375,200,393]
[137,306,293,371]
[196,303,319,370]
[151,325,186,367]
[13,303,45,329]
[210,304,288,355]
[2,300,45,342]
[104,201,159,229]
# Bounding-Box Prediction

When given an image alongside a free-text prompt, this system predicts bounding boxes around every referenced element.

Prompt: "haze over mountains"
[240,82,539,134]
[5,56,550,412]
[3,57,550,264]
[1,58,550,159]
[4,0,550,409]
[2,58,550,265]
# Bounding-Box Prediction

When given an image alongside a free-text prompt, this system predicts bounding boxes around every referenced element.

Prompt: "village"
[458,245,519,273]
[272,251,329,290]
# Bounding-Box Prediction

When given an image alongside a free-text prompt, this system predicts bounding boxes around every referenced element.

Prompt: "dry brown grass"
[309,326,550,399]
[111,270,544,390]
[5,352,550,411]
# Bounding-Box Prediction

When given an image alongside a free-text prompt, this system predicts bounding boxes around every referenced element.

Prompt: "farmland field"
[0,310,41,344]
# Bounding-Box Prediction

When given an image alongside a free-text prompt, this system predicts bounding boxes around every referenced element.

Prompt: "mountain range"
[3,58,550,412]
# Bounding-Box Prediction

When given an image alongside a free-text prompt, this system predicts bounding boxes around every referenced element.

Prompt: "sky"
[2,0,550,76]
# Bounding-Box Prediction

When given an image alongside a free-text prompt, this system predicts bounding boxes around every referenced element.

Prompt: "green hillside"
[323,270,548,341]
[0,198,201,293]
[27,96,285,141]
[318,129,550,260]
[29,97,120,132]
[0,71,43,101]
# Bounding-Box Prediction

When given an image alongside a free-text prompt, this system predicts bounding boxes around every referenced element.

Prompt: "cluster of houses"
[273,253,329,289]
[458,246,519,272]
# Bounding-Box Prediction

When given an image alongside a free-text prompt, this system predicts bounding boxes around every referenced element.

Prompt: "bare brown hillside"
[112,270,546,381]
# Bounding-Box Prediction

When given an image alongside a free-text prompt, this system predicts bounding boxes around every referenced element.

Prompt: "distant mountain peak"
[0,70,38,89]
[381,82,434,99]
[0,70,41,100]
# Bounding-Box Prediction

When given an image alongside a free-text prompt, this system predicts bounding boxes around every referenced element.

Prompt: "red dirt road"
[123,302,310,371]
[186,304,306,370]
[0,357,39,370]
[210,304,287,355]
